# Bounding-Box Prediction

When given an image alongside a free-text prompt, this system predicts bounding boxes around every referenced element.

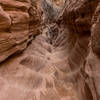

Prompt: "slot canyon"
[0,0,100,100]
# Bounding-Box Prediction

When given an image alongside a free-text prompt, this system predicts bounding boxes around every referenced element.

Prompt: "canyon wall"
[56,1,100,100]
[0,0,41,63]
[0,0,100,100]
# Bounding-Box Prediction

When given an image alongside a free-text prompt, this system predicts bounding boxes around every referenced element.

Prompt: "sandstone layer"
[0,0,100,100]
[0,0,41,63]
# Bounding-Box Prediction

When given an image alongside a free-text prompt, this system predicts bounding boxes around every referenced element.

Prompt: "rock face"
[0,0,41,63]
[0,0,100,100]
[56,1,100,100]
[0,33,78,100]
[87,3,100,99]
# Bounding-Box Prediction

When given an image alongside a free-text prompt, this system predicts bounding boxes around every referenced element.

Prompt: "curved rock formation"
[0,0,100,100]
[0,0,41,63]
[56,0,100,100]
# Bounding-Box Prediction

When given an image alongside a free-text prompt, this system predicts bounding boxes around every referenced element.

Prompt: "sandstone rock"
[91,16,100,55]
[91,3,100,55]
[0,33,78,100]
[0,0,41,63]
[0,0,30,12]
[0,6,11,31]
[86,4,100,99]
[0,0,100,100]
[56,0,100,100]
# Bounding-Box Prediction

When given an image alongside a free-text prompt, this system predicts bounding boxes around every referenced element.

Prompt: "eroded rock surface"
[0,0,100,100]
[57,1,100,100]
[0,0,41,63]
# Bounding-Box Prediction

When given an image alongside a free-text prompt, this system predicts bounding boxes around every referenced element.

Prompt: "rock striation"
[0,0,100,100]
[0,0,41,63]
[56,1,100,100]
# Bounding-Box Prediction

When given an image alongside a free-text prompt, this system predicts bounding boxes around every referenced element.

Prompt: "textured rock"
[0,1,78,100]
[0,6,11,31]
[0,0,100,100]
[86,4,100,99]
[0,33,78,100]
[92,3,100,55]
[0,0,40,62]
[0,0,41,63]
[52,0,64,6]
[57,0,100,100]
